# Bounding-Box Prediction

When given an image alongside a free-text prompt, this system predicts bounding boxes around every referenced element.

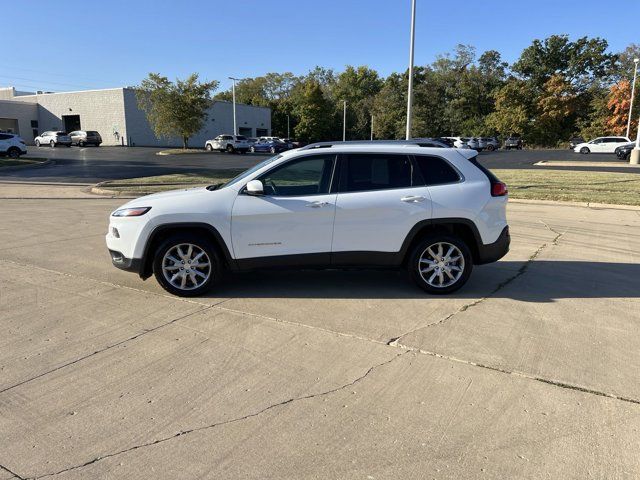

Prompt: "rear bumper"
[476,226,510,264]
[109,249,143,274]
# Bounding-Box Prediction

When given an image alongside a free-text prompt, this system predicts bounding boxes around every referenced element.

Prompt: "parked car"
[69,130,102,147]
[250,138,290,154]
[573,136,632,154]
[434,137,455,147]
[466,138,481,151]
[568,137,585,149]
[0,132,27,158]
[442,137,471,149]
[615,142,635,160]
[410,138,449,148]
[34,131,72,147]
[504,137,523,150]
[106,141,509,297]
[205,134,250,153]
[480,137,500,151]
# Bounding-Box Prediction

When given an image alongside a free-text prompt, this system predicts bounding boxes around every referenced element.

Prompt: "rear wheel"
[50,140,55,148]
[226,144,234,153]
[205,143,213,152]
[79,141,85,147]
[580,147,590,154]
[486,144,495,152]
[7,147,20,159]
[270,146,276,154]
[408,234,473,294]
[153,233,221,297]
[250,146,255,153]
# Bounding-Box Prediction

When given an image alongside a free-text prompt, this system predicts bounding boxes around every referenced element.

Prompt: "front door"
[231,154,338,265]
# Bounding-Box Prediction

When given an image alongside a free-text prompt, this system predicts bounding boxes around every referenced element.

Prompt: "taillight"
[491,181,508,197]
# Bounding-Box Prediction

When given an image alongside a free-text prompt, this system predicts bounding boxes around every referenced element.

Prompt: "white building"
[0,86,271,146]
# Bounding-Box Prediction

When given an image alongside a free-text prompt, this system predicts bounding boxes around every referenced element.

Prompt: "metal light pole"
[287,114,290,138]
[343,101,347,141]
[371,115,374,141]
[405,0,417,140]
[626,58,639,139]
[632,114,640,164]
[228,76,240,135]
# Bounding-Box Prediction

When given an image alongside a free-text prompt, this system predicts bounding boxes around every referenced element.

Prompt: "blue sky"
[4,0,639,93]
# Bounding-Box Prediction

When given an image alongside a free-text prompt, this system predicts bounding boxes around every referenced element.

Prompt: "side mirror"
[245,179,264,195]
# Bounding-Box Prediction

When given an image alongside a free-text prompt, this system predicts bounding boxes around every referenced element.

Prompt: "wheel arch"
[400,218,482,265]
[139,222,235,279]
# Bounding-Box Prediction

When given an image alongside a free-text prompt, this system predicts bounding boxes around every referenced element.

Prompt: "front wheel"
[50,140,56,148]
[226,144,234,153]
[35,140,41,147]
[250,146,255,153]
[205,143,213,152]
[270,146,276,154]
[153,234,222,297]
[486,144,495,152]
[580,147,590,154]
[79,141,85,147]
[7,148,20,159]
[408,234,473,294]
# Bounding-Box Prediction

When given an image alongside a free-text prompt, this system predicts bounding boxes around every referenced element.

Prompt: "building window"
[31,120,38,128]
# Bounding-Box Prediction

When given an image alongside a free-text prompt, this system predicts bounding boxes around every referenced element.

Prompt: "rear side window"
[341,154,413,192]
[0,134,12,140]
[414,155,460,185]
[467,155,500,183]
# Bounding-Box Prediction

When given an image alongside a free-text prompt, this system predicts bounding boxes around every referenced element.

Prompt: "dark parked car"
[69,130,102,147]
[568,137,585,149]
[615,142,635,160]
[250,138,290,154]
[504,137,523,150]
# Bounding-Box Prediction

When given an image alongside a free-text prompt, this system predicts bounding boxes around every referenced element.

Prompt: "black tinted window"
[342,154,412,192]
[414,156,460,185]
[258,154,335,196]
[0,134,11,140]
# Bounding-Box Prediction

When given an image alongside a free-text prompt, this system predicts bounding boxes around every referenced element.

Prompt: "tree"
[485,79,535,137]
[292,80,334,142]
[534,74,578,145]
[606,80,632,136]
[136,73,219,148]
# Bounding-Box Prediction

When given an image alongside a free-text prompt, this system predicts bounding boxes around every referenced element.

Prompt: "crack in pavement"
[0,306,216,395]
[0,463,25,480]
[23,352,407,480]
[386,220,565,347]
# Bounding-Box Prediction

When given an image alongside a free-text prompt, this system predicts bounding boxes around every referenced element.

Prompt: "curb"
[0,158,54,172]
[509,198,640,211]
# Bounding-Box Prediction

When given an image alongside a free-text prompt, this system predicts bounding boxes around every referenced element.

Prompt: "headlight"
[111,207,151,217]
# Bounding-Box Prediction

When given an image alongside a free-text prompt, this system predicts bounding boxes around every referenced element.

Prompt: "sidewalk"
[0,181,112,199]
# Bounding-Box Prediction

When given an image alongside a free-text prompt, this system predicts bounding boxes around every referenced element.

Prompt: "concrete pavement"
[0,197,639,479]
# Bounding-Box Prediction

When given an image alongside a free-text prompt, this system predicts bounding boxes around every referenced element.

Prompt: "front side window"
[258,155,336,196]
[414,155,461,186]
[341,154,413,192]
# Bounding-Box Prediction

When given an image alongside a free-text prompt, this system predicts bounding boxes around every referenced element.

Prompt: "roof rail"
[299,139,447,150]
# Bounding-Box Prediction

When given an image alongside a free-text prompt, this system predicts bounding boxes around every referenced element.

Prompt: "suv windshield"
[220,155,282,189]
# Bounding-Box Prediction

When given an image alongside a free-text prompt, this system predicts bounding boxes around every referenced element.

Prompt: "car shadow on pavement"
[205,261,640,302]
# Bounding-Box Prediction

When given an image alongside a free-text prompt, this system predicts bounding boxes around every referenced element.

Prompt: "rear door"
[0,133,10,152]
[331,152,432,258]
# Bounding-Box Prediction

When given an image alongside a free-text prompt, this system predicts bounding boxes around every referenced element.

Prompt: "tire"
[408,234,473,294]
[505,146,510,150]
[153,233,222,297]
[517,146,522,150]
[486,144,495,152]
[580,147,590,154]
[270,146,276,154]
[79,141,85,147]
[205,143,213,152]
[226,144,234,153]
[50,140,55,148]
[7,147,20,159]
[250,146,255,153]
[35,140,41,147]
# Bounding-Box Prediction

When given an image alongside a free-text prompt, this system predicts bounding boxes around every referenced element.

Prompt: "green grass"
[0,157,47,168]
[98,168,640,206]
[494,169,640,206]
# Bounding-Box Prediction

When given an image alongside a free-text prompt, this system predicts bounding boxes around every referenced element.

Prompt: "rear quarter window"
[414,155,461,186]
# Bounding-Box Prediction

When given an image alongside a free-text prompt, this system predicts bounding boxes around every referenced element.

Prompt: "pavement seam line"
[386,221,565,347]
[0,463,25,480]
[0,306,214,396]
[25,352,407,480]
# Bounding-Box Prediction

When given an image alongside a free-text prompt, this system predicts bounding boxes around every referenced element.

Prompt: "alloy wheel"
[418,242,465,288]
[161,243,212,291]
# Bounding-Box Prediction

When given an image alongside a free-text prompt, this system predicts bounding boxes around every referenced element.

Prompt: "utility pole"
[626,58,639,139]
[343,100,347,141]
[228,77,240,135]
[287,114,290,138]
[405,0,416,140]
[371,115,374,140]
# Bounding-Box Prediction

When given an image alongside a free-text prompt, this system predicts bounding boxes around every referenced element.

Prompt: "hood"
[117,186,210,210]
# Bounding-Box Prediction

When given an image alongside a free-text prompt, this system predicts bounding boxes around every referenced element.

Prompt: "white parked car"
[0,132,27,158]
[205,134,250,153]
[466,138,481,150]
[34,131,72,147]
[442,137,470,149]
[574,136,631,154]
[106,142,510,297]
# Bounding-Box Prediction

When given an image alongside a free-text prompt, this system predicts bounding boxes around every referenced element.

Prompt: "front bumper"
[109,249,142,274]
[476,226,510,264]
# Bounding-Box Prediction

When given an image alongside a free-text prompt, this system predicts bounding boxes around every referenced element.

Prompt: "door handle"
[400,195,425,203]
[306,201,330,208]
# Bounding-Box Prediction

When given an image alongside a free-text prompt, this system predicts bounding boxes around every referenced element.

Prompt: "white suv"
[205,134,250,153]
[106,142,510,296]
[34,131,72,147]
[0,132,27,158]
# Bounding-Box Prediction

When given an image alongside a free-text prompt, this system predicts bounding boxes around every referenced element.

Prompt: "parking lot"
[1,195,639,479]
[1,146,638,185]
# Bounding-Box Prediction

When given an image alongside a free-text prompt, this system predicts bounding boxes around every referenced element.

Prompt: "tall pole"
[405,0,416,140]
[371,115,374,141]
[626,59,639,139]
[228,76,240,135]
[632,113,640,164]
[287,114,290,138]
[343,100,347,141]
